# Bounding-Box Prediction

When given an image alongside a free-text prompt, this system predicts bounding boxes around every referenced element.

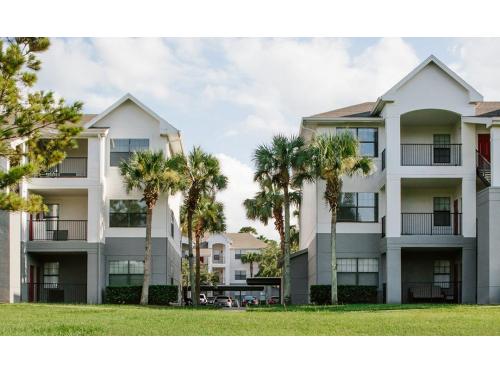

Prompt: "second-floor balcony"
[29,219,87,241]
[37,157,88,178]
[401,212,462,236]
[401,144,462,166]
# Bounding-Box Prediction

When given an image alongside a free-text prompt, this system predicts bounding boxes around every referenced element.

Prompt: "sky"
[34,37,500,239]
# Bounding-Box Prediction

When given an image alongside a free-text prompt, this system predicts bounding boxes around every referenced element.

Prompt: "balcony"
[29,219,87,241]
[25,282,87,303]
[212,255,225,264]
[37,157,88,178]
[401,213,462,235]
[401,144,462,166]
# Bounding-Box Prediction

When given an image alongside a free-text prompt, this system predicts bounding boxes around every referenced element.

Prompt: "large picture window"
[109,200,147,227]
[110,139,149,166]
[109,260,144,286]
[338,192,378,222]
[337,127,378,157]
[337,258,379,286]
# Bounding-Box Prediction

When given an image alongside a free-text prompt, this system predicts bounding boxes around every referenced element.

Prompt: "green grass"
[1,303,500,335]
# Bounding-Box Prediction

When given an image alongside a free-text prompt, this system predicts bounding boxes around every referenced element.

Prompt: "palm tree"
[240,252,262,277]
[120,150,183,305]
[172,146,227,306]
[253,135,309,304]
[243,178,300,257]
[309,132,373,304]
[181,195,226,301]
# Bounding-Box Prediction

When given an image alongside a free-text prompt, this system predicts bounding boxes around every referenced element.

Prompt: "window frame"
[43,262,60,288]
[433,259,451,288]
[109,260,144,286]
[433,197,451,227]
[336,258,379,286]
[338,192,378,223]
[234,270,247,281]
[109,199,147,228]
[337,127,378,157]
[109,138,149,167]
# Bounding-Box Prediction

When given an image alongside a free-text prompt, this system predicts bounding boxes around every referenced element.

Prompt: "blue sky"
[34,37,500,238]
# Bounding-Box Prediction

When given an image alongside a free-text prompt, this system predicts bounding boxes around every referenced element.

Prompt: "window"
[170,210,175,238]
[433,260,451,288]
[110,139,149,166]
[337,258,379,286]
[337,127,378,157]
[433,197,451,227]
[338,192,378,222]
[109,200,147,227]
[109,260,144,286]
[235,270,247,281]
[235,250,243,260]
[43,262,59,287]
[433,134,451,164]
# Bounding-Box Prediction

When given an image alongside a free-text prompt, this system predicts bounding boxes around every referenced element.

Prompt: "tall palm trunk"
[187,210,196,305]
[195,232,201,304]
[273,208,285,256]
[249,261,254,278]
[140,206,153,305]
[283,184,291,304]
[330,207,338,305]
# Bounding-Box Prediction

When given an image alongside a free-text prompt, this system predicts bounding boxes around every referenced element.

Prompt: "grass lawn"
[1,303,500,335]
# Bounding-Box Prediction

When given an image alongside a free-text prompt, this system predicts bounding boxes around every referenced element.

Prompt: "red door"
[478,134,491,161]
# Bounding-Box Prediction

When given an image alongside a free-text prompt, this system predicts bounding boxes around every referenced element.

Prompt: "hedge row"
[310,285,378,304]
[105,285,178,305]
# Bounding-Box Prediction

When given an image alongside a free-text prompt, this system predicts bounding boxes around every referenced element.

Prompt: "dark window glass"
[433,197,451,226]
[235,270,246,280]
[337,127,378,157]
[433,134,451,164]
[109,260,144,286]
[109,200,147,227]
[338,193,378,222]
[337,258,379,286]
[110,139,149,166]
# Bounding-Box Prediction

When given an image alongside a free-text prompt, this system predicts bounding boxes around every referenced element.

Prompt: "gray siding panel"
[290,250,308,304]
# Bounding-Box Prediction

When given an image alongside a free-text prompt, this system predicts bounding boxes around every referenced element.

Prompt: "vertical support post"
[491,126,500,187]
[386,246,402,304]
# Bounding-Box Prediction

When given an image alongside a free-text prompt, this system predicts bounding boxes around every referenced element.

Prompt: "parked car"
[231,299,240,308]
[267,296,280,305]
[242,295,259,306]
[207,296,215,305]
[200,294,208,305]
[214,295,232,308]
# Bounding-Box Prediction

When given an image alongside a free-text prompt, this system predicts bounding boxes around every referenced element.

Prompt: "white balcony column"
[461,121,476,170]
[87,187,102,243]
[491,126,500,187]
[87,137,101,181]
[225,245,231,285]
[385,176,401,237]
[461,176,476,237]
[386,245,402,304]
[385,116,401,172]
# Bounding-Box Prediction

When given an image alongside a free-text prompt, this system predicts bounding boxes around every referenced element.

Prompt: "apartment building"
[297,55,500,304]
[0,93,184,304]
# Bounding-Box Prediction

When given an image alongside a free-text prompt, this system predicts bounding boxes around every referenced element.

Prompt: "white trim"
[372,55,483,115]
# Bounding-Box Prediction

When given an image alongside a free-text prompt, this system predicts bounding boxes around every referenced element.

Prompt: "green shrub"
[105,285,178,305]
[310,285,378,304]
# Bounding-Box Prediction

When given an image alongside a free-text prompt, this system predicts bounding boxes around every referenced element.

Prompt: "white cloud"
[216,153,279,240]
[450,38,500,99]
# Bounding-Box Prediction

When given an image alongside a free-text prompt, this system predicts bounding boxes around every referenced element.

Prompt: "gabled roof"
[372,55,483,115]
[84,93,179,135]
[475,102,500,117]
[224,232,267,249]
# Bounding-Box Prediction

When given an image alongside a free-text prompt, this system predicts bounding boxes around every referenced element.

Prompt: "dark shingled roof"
[309,101,500,120]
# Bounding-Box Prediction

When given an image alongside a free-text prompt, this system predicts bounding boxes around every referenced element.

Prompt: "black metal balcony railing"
[403,282,462,304]
[213,255,225,264]
[401,213,462,235]
[401,144,462,166]
[381,149,386,171]
[29,219,87,241]
[476,150,491,186]
[26,283,87,303]
[37,157,87,177]
[381,216,386,238]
